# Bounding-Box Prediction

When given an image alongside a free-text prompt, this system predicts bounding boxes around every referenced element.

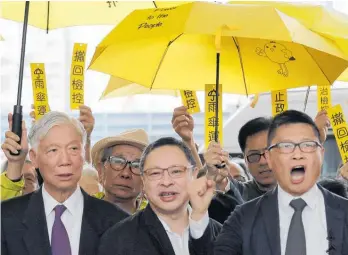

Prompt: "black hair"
[267,110,320,147]
[318,178,348,199]
[140,137,196,174]
[238,117,272,152]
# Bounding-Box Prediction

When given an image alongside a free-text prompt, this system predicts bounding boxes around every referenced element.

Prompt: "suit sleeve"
[189,219,222,255]
[1,219,9,255]
[213,205,243,255]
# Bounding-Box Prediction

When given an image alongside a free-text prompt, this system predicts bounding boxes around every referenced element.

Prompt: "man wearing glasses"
[98,137,221,255]
[204,117,276,202]
[91,129,149,214]
[206,110,348,255]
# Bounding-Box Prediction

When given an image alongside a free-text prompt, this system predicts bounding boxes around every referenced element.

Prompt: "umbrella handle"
[10,106,23,156]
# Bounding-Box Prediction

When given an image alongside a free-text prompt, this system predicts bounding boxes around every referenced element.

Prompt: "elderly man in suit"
[1,111,128,255]
[195,110,348,255]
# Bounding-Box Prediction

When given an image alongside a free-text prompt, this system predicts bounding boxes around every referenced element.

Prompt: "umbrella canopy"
[89,2,348,95]
[101,76,179,99]
[0,1,188,31]
[229,0,348,82]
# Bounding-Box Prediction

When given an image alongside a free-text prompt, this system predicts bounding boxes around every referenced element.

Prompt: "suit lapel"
[143,206,176,255]
[78,190,100,255]
[320,186,345,255]
[260,187,281,255]
[22,188,51,255]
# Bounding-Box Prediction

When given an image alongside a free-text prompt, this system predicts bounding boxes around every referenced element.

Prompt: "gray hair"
[28,111,87,150]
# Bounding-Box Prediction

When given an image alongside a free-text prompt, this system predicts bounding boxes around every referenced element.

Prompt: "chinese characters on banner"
[327,105,348,164]
[30,63,49,120]
[180,90,200,114]
[317,85,331,111]
[70,43,87,110]
[205,84,223,149]
[271,89,288,116]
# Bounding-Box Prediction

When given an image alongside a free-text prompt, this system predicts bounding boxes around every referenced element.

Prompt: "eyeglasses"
[105,156,141,175]
[143,165,192,181]
[246,152,266,163]
[268,141,322,154]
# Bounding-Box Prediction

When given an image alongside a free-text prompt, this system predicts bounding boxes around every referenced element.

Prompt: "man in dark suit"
[1,111,128,255]
[98,137,221,255]
[196,110,348,255]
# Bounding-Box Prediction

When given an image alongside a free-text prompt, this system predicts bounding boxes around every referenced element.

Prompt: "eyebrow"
[113,154,140,160]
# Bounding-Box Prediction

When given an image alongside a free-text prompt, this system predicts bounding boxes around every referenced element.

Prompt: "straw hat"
[91,129,149,166]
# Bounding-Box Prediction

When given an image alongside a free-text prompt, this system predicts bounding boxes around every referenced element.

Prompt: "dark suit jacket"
[211,185,348,255]
[98,205,222,255]
[1,187,129,255]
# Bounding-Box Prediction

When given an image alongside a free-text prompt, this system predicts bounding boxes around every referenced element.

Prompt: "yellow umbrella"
[101,76,179,99]
[229,1,348,82]
[0,1,188,31]
[89,2,348,95]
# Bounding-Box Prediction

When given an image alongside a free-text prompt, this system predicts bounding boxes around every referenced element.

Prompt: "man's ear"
[29,149,38,168]
[192,167,199,179]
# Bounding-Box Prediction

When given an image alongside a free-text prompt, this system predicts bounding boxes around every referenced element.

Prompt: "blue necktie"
[51,205,72,255]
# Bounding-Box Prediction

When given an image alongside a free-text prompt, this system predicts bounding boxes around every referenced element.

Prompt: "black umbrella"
[11,1,30,155]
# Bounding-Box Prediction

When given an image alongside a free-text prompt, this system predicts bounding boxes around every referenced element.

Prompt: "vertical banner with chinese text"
[70,43,87,110]
[317,85,331,111]
[205,84,223,149]
[30,63,49,120]
[180,90,200,114]
[271,89,288,116]
[327,105,348,164]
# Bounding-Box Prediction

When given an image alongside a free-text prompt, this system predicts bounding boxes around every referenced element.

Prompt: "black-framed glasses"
[268,141,322,154]
[246,152,266,163]
[143,165,192,181]
[105,156,141,175]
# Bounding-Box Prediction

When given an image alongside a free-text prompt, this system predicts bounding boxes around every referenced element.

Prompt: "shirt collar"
[42,184,84,217]
[157,205,191,234]
[278,184,319,210]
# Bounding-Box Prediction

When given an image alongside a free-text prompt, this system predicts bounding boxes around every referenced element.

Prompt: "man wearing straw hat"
[91,129,149,214]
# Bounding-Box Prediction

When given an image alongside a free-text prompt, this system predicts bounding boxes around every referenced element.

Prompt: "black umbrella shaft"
[215,53,220,142]
[16,1,30,106]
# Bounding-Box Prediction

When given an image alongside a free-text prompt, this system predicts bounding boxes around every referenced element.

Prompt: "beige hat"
[91,129,149,167]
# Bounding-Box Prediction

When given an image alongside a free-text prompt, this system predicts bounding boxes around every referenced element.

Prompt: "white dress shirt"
[42,185,84,255]
[278,184,328,255]
[158,206,209,255]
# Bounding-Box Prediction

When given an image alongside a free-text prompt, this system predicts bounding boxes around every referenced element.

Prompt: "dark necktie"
[285,198,307,255]
[51,205,72,255]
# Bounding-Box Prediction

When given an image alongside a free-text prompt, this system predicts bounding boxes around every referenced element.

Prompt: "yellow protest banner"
[205,84,223,149]
[271,89,288,116]
[180,90,200,114]
[317,85,331,111]
[327,105,348,164]
[30,63,49,120]
[70,43,87,110]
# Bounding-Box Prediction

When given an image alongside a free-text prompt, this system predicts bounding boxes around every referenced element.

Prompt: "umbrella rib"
[153,1,158,8]
[150,33,183,89]
[232,37,249,96]
[303,46,331,85]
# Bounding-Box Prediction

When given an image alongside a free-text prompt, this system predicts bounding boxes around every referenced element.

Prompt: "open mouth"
[159,191,179,202]
[290,165,305,184]
[159,192,178,197]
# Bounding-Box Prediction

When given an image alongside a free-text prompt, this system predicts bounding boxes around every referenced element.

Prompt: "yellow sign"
[271,89,288,116]
[30,63,49,120]
[70,43,87,110]
[327,105,348,164]
[205,84,223,149]
[180,90,200,114]
[317,85,331,111]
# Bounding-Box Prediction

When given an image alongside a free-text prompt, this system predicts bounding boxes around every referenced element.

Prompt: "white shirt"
[158,206,209,255]
[42,185,84,255]
[278,184,328,255]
